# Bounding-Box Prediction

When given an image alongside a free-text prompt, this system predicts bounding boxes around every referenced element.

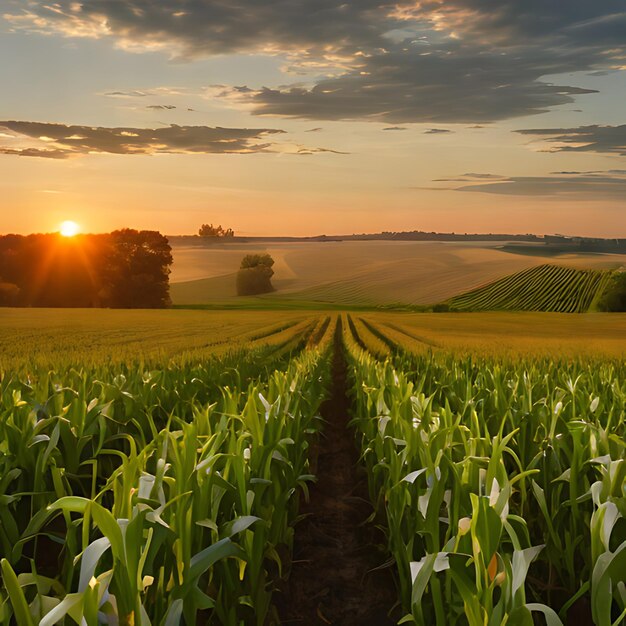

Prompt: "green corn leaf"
[188,538,245,582]
[0,559,34,626]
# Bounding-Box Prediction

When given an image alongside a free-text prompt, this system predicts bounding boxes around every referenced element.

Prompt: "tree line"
[0,229,172,308]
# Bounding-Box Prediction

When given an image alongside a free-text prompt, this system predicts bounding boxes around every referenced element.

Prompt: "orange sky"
[1,2,625,237]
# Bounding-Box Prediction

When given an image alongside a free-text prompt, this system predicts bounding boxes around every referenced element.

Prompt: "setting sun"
[59,220,80,237]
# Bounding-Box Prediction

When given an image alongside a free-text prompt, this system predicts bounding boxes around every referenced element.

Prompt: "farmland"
[168,241,626,308]
[0,309,625,625]
[343,314,626,626]
[448,265,612,313]
[0,309,313,371]
[0,311,335,625]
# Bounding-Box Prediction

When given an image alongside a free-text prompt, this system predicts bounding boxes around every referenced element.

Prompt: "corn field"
[1,311,624,625]
[0,317,334,625]
[344,314,626,626]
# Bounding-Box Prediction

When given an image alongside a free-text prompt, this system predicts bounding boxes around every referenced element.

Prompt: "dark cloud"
[516,125,626,156]
[305,127,323,132]
[0,120,287,158]
[146,105,177,110]
[0,147,70,159]
[221,41,597,123]
[406,1,626,49]
[424,128,453,134]
[103,90,151,97]
[383,126,407,131]
[3,0,389,60]
[430,171,626,199]
[7,1,624,60]
[296,146,349,155]
[4,1,625,123]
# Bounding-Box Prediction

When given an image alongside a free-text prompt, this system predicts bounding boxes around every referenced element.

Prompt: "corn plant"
[344,317,625,625]
[0,329,331,625]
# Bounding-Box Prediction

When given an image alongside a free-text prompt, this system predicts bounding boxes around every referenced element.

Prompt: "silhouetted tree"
[236,253,275,295]
[0,230,172,308]
[198,223,235,238]
[99,230,173,308]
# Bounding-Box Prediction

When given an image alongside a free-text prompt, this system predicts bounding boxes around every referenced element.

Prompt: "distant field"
[447,264,612,313]
[0,308,312,370]
[169,240,626,307]
[364,311,626,358]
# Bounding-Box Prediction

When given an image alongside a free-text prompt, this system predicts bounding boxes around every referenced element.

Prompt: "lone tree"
[236,253,275,296]
[198,224,235,238]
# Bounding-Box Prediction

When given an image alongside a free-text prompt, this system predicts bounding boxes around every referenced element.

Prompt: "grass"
[447,264,613,313]
[169,241,626,307]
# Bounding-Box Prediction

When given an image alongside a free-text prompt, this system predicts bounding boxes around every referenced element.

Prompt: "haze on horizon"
[0,1,625,238]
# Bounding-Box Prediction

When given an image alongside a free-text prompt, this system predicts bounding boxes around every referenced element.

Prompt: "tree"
[597,271,626,312]
[236,253,275,296]
[0,282,20,306]
[198,224,235,238]
[99,230,173,308]
[0,230,173,308]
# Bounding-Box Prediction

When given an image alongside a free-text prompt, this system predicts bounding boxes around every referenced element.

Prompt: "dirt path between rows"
[276,320,399,625]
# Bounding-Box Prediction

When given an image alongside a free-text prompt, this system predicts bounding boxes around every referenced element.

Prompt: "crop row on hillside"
[344,315,626,625]
[447,264,612,313]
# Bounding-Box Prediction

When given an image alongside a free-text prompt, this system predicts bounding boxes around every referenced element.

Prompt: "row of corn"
[0,320,333,625]
[343,315,626,626]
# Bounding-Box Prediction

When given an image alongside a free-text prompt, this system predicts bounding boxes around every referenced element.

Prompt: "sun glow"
[59,220,80,237]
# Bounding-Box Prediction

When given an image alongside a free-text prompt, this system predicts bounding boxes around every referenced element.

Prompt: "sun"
[59,220,80,237]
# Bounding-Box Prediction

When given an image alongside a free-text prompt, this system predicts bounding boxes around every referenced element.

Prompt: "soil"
[275,321,400,625]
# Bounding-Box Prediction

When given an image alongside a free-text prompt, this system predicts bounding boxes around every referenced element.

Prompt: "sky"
[0,0,625,237]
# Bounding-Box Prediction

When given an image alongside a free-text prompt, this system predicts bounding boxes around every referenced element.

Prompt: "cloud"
[146,105,177,110]
[4,1,624,123]
[429,171,626,199]
[103,90,151,98]
[294,146,349,155]
[383,126,407,131]
[2,0,389,60]
[400,2,626,47]
[7,1,624,61]
[0,120,288,157]
[219,41,597,123]
[424,128,452,134]
[0,147,70,159]
[516,125,626,156]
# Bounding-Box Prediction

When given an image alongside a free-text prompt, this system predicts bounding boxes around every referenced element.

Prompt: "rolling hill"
[169,241,626,308]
